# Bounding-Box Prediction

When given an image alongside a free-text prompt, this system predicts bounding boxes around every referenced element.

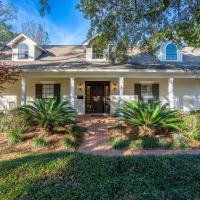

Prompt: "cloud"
[7,0,89,45]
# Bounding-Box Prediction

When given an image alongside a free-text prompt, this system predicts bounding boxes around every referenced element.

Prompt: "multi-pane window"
[166,43,177,61]
[141,84,153,103]
[92,45,104,59]
[42,84,54,99]
[18,43,29,59]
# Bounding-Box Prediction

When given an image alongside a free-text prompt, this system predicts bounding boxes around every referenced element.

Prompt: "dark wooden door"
[85,81,110,113]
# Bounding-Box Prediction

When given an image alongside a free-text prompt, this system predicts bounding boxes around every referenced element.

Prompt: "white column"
[70,77,75,108]
[21,77,26,106]
[119,77,124,105]
[168,77,174,109]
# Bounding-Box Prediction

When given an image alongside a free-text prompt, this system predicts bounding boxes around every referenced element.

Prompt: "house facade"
[1,33,200,114]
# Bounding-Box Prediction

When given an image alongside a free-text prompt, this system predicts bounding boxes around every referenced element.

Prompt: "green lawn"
[1,152,200,200]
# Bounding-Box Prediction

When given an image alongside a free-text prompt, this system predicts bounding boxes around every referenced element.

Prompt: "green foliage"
[180,113,200,140]
[20,99,76,134]
[62,138,75,149]
[1,152,200,199]
[77,0,200,61]
[0,111,28,133]
[32,136,48,148]
[38,1,200,61]
[0,2,17,47]
[110,136,168,150]
[110,134,189,150]
[67,125,86,148]
[116,100,183,133]
[171,133,189,149]
[109,137,130,149]
[7,131,23,145]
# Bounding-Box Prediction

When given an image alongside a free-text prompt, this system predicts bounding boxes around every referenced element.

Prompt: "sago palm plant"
[20,99,76,134]
[116,100,182,136]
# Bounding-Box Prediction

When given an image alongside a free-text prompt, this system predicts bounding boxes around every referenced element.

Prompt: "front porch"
[1,72,200,113]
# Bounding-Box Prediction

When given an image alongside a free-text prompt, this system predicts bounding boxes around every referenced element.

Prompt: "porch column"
[70,77,75,108]
[21,77,26,106]
[119,77,124,105]
[168,77,174,109]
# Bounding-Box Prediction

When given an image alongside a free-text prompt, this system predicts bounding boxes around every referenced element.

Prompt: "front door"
[85,81,110,113]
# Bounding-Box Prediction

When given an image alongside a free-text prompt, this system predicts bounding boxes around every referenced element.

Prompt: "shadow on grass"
[1,152,200,199]
[111,134,189,150]
[55,125,87,150]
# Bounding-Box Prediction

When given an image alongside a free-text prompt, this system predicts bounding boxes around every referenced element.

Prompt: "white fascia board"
[7,33,46,52]
[21,68,200,74]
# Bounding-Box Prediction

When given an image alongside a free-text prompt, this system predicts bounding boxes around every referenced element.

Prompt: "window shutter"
[134,84,141,100]
[152,84,159,101]
[35,84,43,99]
[54,84,60,102]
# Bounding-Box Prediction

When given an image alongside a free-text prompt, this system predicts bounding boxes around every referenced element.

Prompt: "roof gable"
[7,33,46,52]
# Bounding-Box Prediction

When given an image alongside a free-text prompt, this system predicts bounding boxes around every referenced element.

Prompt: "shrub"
[111,137,165,150]
[32,136,48,148]
[62,138,75,149]
[181,113,200,140]
[110,137,130,149]
[0,111,28,133]
[116,100,183,136]
[20,99,76,134]
[8,131,23,145]
[171,133,189,149]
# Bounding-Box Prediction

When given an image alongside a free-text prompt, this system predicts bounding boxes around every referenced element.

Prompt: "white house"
[1,33,200,114]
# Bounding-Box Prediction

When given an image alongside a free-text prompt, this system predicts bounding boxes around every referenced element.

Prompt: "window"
[42,84,54,99]
[166,43,177,61]
[92,45,104,59]
[141,84,153,103]
[18,43,29,59]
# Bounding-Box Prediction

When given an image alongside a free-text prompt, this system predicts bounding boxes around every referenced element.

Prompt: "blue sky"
[4,0,90,44]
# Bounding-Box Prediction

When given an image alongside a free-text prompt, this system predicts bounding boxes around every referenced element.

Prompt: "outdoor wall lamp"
[78,82,83,91]
[113,82,117,91]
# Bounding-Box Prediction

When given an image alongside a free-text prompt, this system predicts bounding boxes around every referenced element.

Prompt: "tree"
[0,2,17,49]
[38,0,200,62]
[0,53,20,91]
[21,20,50,45]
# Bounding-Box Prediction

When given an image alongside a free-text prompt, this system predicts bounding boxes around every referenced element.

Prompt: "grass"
[7,131,23,145]
[0,152,200,199]
[32,136,48,148]
[62,138,75,148]
[110,134,189,150]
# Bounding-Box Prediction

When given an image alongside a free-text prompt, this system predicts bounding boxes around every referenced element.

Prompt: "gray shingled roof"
[1,45,200,72]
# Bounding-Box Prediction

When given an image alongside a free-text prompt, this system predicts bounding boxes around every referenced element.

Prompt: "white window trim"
[91,45,107,61]
[42,84,54,99]
[141,83,154,102]
[156,42,182,62]
[18,43,29,60]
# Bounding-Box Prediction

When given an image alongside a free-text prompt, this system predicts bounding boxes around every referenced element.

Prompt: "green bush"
[171,133,189,149]
[110,137,131,149]
[62,138,75,149]
[116,100,183,136]
[181,113,200,140]
[7,131,23,145]
[110,135,188,150]
[32,137,48,148]
[0,111,28,133]
[20,99,76,134]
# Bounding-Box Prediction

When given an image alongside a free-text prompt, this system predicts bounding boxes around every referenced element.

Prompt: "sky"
[4,0,90,45]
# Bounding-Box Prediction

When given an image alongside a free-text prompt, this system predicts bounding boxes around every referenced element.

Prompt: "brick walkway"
[78,115,200,156]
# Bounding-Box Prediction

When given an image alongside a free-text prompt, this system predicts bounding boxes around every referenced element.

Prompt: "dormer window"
[92,44,104,59]
[166,43,177,61]
[18,43,29,59]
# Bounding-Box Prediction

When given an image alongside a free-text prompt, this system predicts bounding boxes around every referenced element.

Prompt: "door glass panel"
[85,82,110,113]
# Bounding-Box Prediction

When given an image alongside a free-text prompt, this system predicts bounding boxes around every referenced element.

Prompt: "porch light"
[78,82,83,91]
[113,82,117,90]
